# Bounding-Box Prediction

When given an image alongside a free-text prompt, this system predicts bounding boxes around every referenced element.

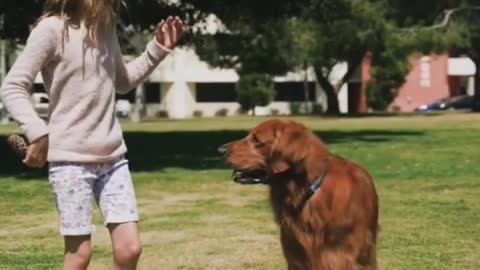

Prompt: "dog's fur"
[221,119,379,270]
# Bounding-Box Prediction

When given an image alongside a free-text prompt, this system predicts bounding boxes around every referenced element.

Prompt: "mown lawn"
[0,113,479,270]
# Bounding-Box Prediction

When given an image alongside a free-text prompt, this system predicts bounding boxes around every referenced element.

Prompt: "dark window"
[116,91,135,103]
[274,82,316,102]
[116,84,160,104]
[33,84,46,93]
[145,83,161,103]
[196,83,236,102]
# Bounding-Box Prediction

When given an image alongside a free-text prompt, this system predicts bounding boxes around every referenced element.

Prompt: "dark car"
[416,95,473,112]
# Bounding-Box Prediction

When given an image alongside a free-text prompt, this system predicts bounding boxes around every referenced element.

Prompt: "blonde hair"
[37,0,122,40]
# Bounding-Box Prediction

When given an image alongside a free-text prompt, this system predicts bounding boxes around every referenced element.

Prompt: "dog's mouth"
[232,170,267,185]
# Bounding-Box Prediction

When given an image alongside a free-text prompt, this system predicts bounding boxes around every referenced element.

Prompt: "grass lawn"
[1,113,480,269]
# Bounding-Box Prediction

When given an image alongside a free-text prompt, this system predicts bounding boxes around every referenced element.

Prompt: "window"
[32,84,46,93]
[115,83,160,103]
[145,83,161,103]
[419,57,431,88]
[274,82,316,102]
[116,91,135,103]
[196,83,237,102]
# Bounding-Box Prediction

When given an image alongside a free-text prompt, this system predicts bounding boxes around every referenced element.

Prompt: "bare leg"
[108,222,142,270]
[63,235,92,270]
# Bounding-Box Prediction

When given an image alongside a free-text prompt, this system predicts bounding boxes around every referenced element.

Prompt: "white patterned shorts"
[48,157,139,236]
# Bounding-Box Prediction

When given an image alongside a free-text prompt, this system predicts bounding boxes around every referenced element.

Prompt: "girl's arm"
[114,32,170,94]
[0,18,59,143]
[115,16,183,94]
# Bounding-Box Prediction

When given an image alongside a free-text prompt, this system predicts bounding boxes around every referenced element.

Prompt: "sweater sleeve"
[114,32,170,94]
[0,18,59,143]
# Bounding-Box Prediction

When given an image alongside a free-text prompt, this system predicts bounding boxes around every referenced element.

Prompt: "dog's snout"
[218,143,230,154]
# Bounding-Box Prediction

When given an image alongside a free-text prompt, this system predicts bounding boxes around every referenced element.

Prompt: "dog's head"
[219,119,326,185]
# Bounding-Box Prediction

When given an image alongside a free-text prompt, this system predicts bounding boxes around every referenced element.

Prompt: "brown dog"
[219,119,379,270]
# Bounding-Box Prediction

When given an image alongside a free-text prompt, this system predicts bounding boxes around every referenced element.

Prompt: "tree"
[8,0,480,114]
[188,0,396,114]
[236,73,275,115]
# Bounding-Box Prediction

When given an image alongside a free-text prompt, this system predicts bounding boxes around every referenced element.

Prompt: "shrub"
[271,109,280,116]
[236,73,275,115]
[290,103,302,115]
[156,110,169,118]
[215,108,229,117]
[193,110,203,118]
[311,104,324,115]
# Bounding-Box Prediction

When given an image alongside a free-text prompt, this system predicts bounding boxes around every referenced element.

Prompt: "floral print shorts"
[48,157,139,236]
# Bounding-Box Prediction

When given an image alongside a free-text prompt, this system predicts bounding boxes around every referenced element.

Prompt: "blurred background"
[2,0,480,121]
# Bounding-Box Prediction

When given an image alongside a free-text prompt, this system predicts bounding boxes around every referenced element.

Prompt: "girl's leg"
[64,235,92,270]
[108,222,142,270]
[49,162,97,270]
[94,158,141,270]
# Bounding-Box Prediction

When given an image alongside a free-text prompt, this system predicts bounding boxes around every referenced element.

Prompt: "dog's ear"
[269,122,311,174]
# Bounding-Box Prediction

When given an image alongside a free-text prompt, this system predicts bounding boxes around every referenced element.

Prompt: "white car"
[31,93,50,119]
[0,93,50,121]
[0,102,4,120]
[116,99,131,118]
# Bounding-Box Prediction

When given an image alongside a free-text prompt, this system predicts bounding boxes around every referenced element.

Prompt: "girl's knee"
[64,243,92,269]
[114,241,142,263]
[64,235,92,265]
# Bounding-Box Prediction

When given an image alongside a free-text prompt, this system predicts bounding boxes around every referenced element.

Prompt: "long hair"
[37,0,122,40]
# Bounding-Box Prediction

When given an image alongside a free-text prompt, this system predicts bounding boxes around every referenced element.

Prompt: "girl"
[1,0,183,269]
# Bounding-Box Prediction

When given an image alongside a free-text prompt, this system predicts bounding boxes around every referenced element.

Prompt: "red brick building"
[349,53,476,113]
[388,54,475,112]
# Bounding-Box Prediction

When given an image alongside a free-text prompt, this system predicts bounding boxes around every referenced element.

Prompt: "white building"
[140,46,332,118]
[31,47,351,119]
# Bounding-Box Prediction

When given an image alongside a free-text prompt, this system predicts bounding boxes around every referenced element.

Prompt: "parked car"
[31,93,50,119]
[416,95,473,112]
[0,101,4,120]
[116,99,131,118]
[0,93,50,121]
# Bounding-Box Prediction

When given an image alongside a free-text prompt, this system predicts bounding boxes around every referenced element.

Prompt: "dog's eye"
[251,136,264,147]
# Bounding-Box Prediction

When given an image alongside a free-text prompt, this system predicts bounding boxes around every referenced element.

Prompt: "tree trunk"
[131,83,145,123]
[0,39,8,124]
[472,58,480,112]
[313,55,364,115]
[317,72,340,115]
[334,55,364,94]
[303,61,311,113]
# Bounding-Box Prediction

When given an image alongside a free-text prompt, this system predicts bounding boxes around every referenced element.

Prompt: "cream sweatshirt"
[1,16,169,162]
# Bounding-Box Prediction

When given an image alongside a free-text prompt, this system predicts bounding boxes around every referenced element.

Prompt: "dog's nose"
[218,143,230,154]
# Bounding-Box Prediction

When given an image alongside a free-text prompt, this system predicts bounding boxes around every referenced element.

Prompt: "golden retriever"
[219,119,379,270]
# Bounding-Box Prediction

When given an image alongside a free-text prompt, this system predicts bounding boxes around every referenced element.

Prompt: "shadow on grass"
[0,129,424,179]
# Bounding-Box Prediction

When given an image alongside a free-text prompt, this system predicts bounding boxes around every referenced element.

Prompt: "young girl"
[1,0,183,269]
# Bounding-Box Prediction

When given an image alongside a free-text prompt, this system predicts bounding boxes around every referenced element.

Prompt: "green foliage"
[7,0,480,112]
[192,19,296,75]
[289,103,303,115]
[311,103,324,115]
[156,110,169,118]
[193,110,203,118]
[270,108,280,116]
[236,73,275,114]
[214,108,229,117]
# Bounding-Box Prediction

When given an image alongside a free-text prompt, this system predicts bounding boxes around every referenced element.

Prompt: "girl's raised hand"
[155,16,184,50]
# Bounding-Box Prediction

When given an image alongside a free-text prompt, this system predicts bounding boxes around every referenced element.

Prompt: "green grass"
[1,113,480,269]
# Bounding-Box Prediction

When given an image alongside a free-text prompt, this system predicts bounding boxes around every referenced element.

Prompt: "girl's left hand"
[155,16,184,50]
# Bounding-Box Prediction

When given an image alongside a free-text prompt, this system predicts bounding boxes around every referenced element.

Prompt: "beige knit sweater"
[1,16,169,163]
